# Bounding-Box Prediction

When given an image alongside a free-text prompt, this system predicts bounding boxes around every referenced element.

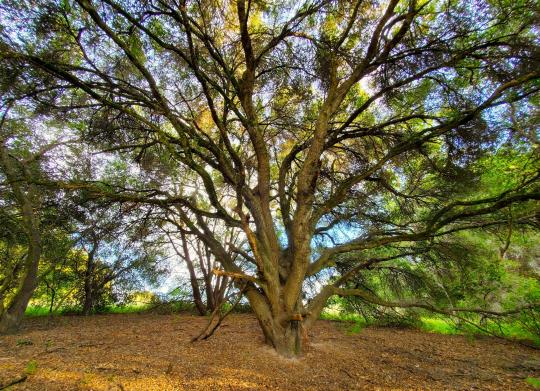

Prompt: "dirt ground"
[0,313,539,390]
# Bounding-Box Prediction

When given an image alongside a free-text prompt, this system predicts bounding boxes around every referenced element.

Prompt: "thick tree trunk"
[257,315,305,357]
[0,277,38,333]
[0,236,41,333]
[0,144,42,333]
[269,321,304,357]
[204,275,215,312]
[245,287,307,358]
[0,284,35,333]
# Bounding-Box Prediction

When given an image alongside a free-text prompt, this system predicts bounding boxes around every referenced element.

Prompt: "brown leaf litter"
[0,313,539,390]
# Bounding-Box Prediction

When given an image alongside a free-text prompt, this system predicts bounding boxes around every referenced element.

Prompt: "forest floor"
[0,313,539,390]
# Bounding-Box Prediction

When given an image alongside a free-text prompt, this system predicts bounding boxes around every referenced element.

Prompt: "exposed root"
[0,374,27,390]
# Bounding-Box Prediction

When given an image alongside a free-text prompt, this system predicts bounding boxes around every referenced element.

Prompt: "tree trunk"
[268,321,304,357]
[0,235,41,333]
[82,286,94,316]
[187,260,206,315]
[180,231,206,315]
[245,287,306,358]
[203,267,215,312]
[198,243,216,312]
[82,247,96,316]
[0,144,42,333]
[0,274,38,333]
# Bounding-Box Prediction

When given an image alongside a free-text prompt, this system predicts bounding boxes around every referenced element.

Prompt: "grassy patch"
[103,303,153,314]
[320,310,367,335]
[25,304,154,316]
[25,360,38,375]
[25,300,255,318]
[25,306,81,317]
[526,377,540,389]
[319,310,540,348]
[494,323,540,347]
[420,317,458,335]
[320,310,365,323]
[347,322,364,335]
[25,306,54,317]
[16,338,33,346]
[421,317,540,346]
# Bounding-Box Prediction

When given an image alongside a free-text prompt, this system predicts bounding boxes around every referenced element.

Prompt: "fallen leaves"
[0,313,538,390]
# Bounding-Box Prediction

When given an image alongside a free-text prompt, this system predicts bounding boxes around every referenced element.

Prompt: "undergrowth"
[320,309,540,347]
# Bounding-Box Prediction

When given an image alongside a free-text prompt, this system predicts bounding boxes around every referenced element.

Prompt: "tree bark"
[180,231,206,315]
[81,288,94,315]
[0,144,42,333]
[203,251,216,312]
[82,245,97,316]
[244,285,306,357]
[0,229,41,333]
[0,275,38,333]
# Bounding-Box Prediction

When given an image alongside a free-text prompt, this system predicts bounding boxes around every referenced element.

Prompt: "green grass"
[25,305,82,317]
[103,303,153,314]
[493,323,540,347]
[16,338,33,346]
[526,377,540,389]
[420,317,540,346]
[320,309,365,323]
[319,311,540,347]
[320,310,367,334]
[25,303,153,316]
[25,360,38,375]
[25,306,55,317]
[420,317,458,335]
[25,300,200,317]
[347,322,364,334]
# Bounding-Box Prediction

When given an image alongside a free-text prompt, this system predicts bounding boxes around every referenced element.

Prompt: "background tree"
[32,246,86,314]
[71,200,167,315]
[28,201,169,316]
[0,0,539,356]
[165,218,246,315]
[0,106,74,331]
